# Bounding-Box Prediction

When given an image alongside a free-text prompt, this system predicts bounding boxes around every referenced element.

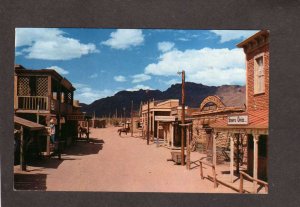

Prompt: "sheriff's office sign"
[228,115,248,125]
[155,116,176,121]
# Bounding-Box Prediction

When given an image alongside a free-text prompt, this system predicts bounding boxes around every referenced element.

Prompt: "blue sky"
[15,28,258,104]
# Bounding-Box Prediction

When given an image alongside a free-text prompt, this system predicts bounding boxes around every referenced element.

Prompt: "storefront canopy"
[14,116,45,131]
[210,110,268,130]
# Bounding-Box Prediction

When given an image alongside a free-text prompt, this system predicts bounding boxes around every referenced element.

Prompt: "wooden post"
[181,70,185,166]
[47,76,51,111]
[147,100,150,145]
[14,75,18,110]
[46,134,50,157]
[199,161,204,179]
[20,126,26,171]
[212,165,217,188]
[186,124,191,170]
[212,133,217,167]
[37,104,40,124]
[230,134,234,182]
[239,172,244,193]
[87,119,90,142]
[171,123,174,148]
[253,133,259,193]
[236,133,240,174]
[131,100,133,137]
[157,121,160,147]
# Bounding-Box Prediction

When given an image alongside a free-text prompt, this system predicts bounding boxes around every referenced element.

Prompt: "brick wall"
[246,44,269,111]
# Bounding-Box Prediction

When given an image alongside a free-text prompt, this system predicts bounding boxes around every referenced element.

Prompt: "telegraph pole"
[179,70,185,166]
[147,100,150,145]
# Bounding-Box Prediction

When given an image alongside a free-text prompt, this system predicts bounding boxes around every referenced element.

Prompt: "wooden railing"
[51,99,73,114]
[199,160,218,188]
[18,96,48,111]
[239,171,268,193]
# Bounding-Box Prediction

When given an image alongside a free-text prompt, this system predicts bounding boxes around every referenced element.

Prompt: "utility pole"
[147,100,150,145]
[131,100,133,137]
[178,70,185,166]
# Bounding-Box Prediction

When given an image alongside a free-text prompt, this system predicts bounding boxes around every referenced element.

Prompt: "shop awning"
[14,116,45,131]
[210,110,268,130]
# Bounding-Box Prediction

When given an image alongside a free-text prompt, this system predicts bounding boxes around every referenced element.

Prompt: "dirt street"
[14,126,235,193]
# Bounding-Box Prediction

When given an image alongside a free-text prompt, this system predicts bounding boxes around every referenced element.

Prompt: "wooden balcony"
[18,96,49,111]
[17,96,74,115]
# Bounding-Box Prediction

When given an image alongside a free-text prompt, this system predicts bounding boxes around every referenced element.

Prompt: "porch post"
[163,125,167,146]
[156,121,160,147]
[230,133,234,183]
[253,133,259,193]
[20,126,26,171]
[171,123,174,148]
[47,76,51,111]
[212,132,217,167]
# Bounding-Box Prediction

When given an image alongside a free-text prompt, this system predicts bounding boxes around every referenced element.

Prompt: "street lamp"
[178,70,185,166]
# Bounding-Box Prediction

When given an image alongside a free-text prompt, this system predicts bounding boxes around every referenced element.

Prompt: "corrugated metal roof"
[210,110,268,129]
[14,116,46,131]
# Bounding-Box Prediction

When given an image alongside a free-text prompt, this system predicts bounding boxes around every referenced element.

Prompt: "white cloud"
[131,73,151,83]
[210,30,258,43]
[126,84,152,91]
[114,75,127,82]
[177,37,189,42]
[144,47,246,86]
[74,83,114,104]
[157,41,175,52]
[165,78,180,85]
[46,66,69,75]
[101,29,144,50]
[89,73,98,78]
[15,28,99,60]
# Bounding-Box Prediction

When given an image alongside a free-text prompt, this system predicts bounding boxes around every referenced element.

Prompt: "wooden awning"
[14,116,45,131]
[210,110,268,131]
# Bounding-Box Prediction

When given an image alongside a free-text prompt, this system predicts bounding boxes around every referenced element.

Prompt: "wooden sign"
[155,116,175,121]
[228,115,248,125]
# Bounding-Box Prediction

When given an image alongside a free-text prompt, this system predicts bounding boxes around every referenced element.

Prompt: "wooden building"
[210,30,269,192]
[14,65,84,148]
[141,99,194,149]
[14,116,46,170]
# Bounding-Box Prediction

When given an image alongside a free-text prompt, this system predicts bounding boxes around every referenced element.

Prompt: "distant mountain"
[80,82,245,117]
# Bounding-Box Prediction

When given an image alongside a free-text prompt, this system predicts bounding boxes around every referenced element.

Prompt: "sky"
[15,28,258,104]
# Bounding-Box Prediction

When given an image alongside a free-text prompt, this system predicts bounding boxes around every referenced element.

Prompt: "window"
[254,55,265,94]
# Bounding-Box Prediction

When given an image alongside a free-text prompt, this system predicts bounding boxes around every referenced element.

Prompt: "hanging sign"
[228,115,248,125]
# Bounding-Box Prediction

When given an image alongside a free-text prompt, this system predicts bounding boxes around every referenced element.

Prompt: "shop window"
[254,55,265,94]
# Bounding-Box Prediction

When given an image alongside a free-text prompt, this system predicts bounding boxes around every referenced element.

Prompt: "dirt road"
[14,127,235,193]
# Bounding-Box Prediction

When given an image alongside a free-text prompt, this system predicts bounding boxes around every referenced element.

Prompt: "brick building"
[210,30,269,192]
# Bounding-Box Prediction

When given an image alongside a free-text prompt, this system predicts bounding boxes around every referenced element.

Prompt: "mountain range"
[80,82,246,117]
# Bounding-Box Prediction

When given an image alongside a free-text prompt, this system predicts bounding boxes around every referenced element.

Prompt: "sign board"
[155,116,175,122]
[228,115,248,125]
[67,115,85,121]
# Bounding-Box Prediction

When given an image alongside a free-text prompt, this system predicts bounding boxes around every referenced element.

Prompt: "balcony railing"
[51,99,73,114]
[18,96,74,114]
[18,96,48,111]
